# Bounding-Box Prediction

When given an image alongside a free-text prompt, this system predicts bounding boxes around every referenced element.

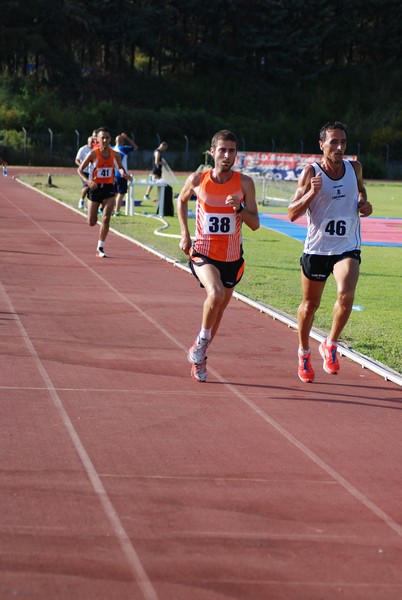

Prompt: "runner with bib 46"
[288,121,372,383]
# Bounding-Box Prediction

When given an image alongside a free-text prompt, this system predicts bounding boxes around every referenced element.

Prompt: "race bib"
[203,212,236,235]
[97,167,113,179]
[320,217,352,238]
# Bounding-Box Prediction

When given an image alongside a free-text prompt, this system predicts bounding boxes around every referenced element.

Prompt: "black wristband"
[236,202,245,213]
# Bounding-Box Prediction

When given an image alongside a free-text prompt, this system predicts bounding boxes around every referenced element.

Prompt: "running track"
[260,214,402,247]
[1,170,402,600]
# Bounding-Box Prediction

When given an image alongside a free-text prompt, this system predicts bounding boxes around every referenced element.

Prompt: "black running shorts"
[115,176,128,194]
[300,250,361,281]
[189,249,245,289]
[87,183,116,203]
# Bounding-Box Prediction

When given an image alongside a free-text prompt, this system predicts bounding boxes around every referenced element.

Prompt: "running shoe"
[96,247,107,258]
[298,351,315,383]
[78,199,85,209]
[191,358,207,382]
[143,194,150,201]
[188,337,210,365]
[319,339,340,374]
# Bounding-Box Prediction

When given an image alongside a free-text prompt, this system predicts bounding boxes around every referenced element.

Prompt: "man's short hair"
[319,121,347,142]
[211,129,238,150]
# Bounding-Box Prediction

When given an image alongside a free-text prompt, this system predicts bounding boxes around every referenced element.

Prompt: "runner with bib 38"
[177,129,260,383]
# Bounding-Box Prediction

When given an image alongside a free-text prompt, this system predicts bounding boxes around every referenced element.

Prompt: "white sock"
[198,327,211,341]
[298,348,310,356]
[327,338,336,346]
[98,241,104,248]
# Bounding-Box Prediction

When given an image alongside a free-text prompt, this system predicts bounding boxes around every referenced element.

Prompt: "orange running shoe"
[298,351,315,383]
[319,339,340,374]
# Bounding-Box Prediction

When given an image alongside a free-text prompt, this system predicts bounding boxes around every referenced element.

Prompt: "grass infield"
[18,172,402,376]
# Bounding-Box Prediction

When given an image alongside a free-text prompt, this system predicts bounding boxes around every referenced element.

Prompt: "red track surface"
[1,171,402,599]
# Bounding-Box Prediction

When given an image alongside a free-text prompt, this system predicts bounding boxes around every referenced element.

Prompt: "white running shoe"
[191,359,207,382]
[188,337,210,364]
[78,199,85,209]
[96,247,107,258]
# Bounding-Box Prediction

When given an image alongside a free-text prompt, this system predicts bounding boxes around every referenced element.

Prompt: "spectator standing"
[0,156,8,176]
[112,132,138,215]
[144,141,168,200]
[75,136,94,209]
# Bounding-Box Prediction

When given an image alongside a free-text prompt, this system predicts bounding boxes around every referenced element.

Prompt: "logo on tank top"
[333,185,345,200]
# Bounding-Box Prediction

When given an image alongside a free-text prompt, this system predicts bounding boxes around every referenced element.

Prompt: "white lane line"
[208,369,402,539]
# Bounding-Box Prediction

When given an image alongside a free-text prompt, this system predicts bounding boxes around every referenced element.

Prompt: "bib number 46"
[325,219,347,236]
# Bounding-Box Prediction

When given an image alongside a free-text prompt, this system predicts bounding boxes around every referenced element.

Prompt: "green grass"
[18,172,402,375]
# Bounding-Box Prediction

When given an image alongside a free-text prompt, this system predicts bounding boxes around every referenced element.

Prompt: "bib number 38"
[203,213,236,235]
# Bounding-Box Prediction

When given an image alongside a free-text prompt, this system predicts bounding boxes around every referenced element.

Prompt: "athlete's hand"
[179,234,192,255]
[358,199,373,217]
[87,180,98,190]
[225,194,241,211]
[310,172,322,195]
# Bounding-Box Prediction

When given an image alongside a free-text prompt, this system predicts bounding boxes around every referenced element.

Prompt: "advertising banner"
[235,152,357,181]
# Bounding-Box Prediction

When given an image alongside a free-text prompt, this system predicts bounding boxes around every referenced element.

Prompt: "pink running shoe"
[319,339,340,374]
[298,351,315,383]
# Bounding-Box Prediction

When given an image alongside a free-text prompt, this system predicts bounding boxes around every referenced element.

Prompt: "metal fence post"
[48,128,53,159]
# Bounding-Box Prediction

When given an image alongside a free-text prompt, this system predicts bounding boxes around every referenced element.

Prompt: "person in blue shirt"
[112,132,137,215]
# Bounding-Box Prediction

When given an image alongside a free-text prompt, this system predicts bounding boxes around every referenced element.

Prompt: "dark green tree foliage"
[2,0,401,82]
[1,0,402,162]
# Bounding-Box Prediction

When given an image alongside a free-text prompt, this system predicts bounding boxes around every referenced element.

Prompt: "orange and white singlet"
[193,170,244,262]
[92,148,116,184]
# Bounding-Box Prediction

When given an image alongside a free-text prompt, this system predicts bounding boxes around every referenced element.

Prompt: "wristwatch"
[236,202,245,213]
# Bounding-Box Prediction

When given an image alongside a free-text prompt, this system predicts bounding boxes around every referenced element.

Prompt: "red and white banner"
[235,152,357,181]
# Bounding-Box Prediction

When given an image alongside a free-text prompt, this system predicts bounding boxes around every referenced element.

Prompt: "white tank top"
[304,160,361,255]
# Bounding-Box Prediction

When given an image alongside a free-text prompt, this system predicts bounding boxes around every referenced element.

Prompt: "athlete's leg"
[211,287,234,341]
[81,183,88,201]
[115,192,124,213]
[193,262,232,334]
[329,257,360,342]
[98,196,115,243]
[87,200,100,227]
[297,272,326,350]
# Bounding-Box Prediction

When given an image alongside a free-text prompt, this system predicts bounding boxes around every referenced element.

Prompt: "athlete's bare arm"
[177,172,201,255]
[240,173,260,230]
[351,161,373,216]
[288,166,322,222]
